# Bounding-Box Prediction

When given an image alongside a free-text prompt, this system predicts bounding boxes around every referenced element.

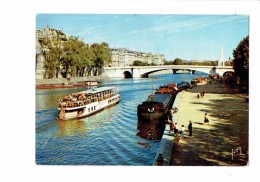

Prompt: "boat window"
[64,109,79,113]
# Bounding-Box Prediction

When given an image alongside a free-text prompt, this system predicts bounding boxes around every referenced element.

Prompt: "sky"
[36,14,248,61]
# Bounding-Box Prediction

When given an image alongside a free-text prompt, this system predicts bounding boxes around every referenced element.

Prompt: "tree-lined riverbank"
[170,79,248,166]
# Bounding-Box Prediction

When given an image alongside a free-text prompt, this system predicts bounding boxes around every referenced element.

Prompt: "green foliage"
[42,36,111,78]
[233,35,249,83]
[165,58,218,66]
[164,60,174,65]
[44,46,63,79]
[133,60,150,66]
[186,60,218,66]
[173,58,183,65]
[90,42,111,75]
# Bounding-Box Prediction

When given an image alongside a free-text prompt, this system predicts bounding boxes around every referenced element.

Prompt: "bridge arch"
[140,69,168,78]
[223,71,236,79]
[123,71,133,78]
[140,68,211,78]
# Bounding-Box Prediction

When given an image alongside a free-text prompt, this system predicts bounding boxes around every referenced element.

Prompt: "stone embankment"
[36,76,108,85]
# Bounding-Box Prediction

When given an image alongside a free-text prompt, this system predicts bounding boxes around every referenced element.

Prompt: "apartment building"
[111,48,165,67]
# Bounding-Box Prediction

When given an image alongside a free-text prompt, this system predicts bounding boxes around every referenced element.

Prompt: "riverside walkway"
[154,80,248,166]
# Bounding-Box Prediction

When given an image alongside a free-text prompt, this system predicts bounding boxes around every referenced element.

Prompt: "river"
[35,72,207,165]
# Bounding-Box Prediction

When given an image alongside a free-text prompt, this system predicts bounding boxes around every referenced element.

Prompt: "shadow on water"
[56,104,120,137]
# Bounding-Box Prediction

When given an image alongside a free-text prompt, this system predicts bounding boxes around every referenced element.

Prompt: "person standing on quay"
[188,120,192,136]
[171,107,178,126]
[180,125,185,138]
[174,123,178,136]
[168,112,173,133]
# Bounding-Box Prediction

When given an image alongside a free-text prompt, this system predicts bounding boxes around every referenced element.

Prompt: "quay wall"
[36,76,108,85]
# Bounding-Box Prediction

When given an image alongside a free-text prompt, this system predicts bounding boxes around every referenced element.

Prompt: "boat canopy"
[153,93,171,104]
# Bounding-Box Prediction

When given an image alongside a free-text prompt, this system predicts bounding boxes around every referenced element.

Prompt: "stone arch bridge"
[104,65,234,78]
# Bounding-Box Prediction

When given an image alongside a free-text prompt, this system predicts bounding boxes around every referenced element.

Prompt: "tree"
[164,60,174,65]
[173,58,183,65]
[44,46,62,79]
[133,60,149,66]
[90,42,111,75]
[41,31,111,79]
[61,38,90,78]
[232,35,249,85]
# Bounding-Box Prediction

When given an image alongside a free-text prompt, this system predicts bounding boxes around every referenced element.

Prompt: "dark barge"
[137,83,178,124]
[136,82,190,139]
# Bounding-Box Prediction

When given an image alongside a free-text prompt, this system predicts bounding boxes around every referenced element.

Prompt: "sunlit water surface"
[36,72,207,165]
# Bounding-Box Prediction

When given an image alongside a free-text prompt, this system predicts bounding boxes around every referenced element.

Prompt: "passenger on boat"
[58,89,116,108]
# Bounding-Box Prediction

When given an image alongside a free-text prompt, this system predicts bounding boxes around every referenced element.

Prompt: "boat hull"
[57,90,120,121]
[137,93,176,124]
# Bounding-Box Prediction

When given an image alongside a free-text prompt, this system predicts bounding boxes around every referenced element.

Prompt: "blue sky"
[36,14,248,61]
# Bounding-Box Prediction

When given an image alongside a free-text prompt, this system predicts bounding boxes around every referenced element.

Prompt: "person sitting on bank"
[197,92,200,99]
[204,113,209,124]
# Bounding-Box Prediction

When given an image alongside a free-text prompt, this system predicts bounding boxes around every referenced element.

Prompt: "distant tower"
[218,46,224,67]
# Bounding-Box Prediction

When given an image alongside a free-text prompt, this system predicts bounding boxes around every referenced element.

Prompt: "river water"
[36,72,207,165]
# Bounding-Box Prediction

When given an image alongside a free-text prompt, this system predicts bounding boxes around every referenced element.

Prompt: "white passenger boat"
[57,86,120,120]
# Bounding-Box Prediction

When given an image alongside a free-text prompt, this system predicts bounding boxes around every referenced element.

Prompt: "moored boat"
[137,83,178,124]
[36,81,98,89]
[177,81,191,91]
[85,81,98,86]
[57,86,120,120]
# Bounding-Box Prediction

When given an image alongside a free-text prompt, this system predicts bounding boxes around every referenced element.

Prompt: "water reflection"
[36,73,208,165]
[57,119,87,137]
[56,106,116,137]
[136,121,164,140]
[36,87,86,110]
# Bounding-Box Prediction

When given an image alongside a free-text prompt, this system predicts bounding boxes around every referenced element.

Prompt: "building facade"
[36,38,45,79]
[36,26,70,79]
[110,48,165,67]
[36,25,68,43]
